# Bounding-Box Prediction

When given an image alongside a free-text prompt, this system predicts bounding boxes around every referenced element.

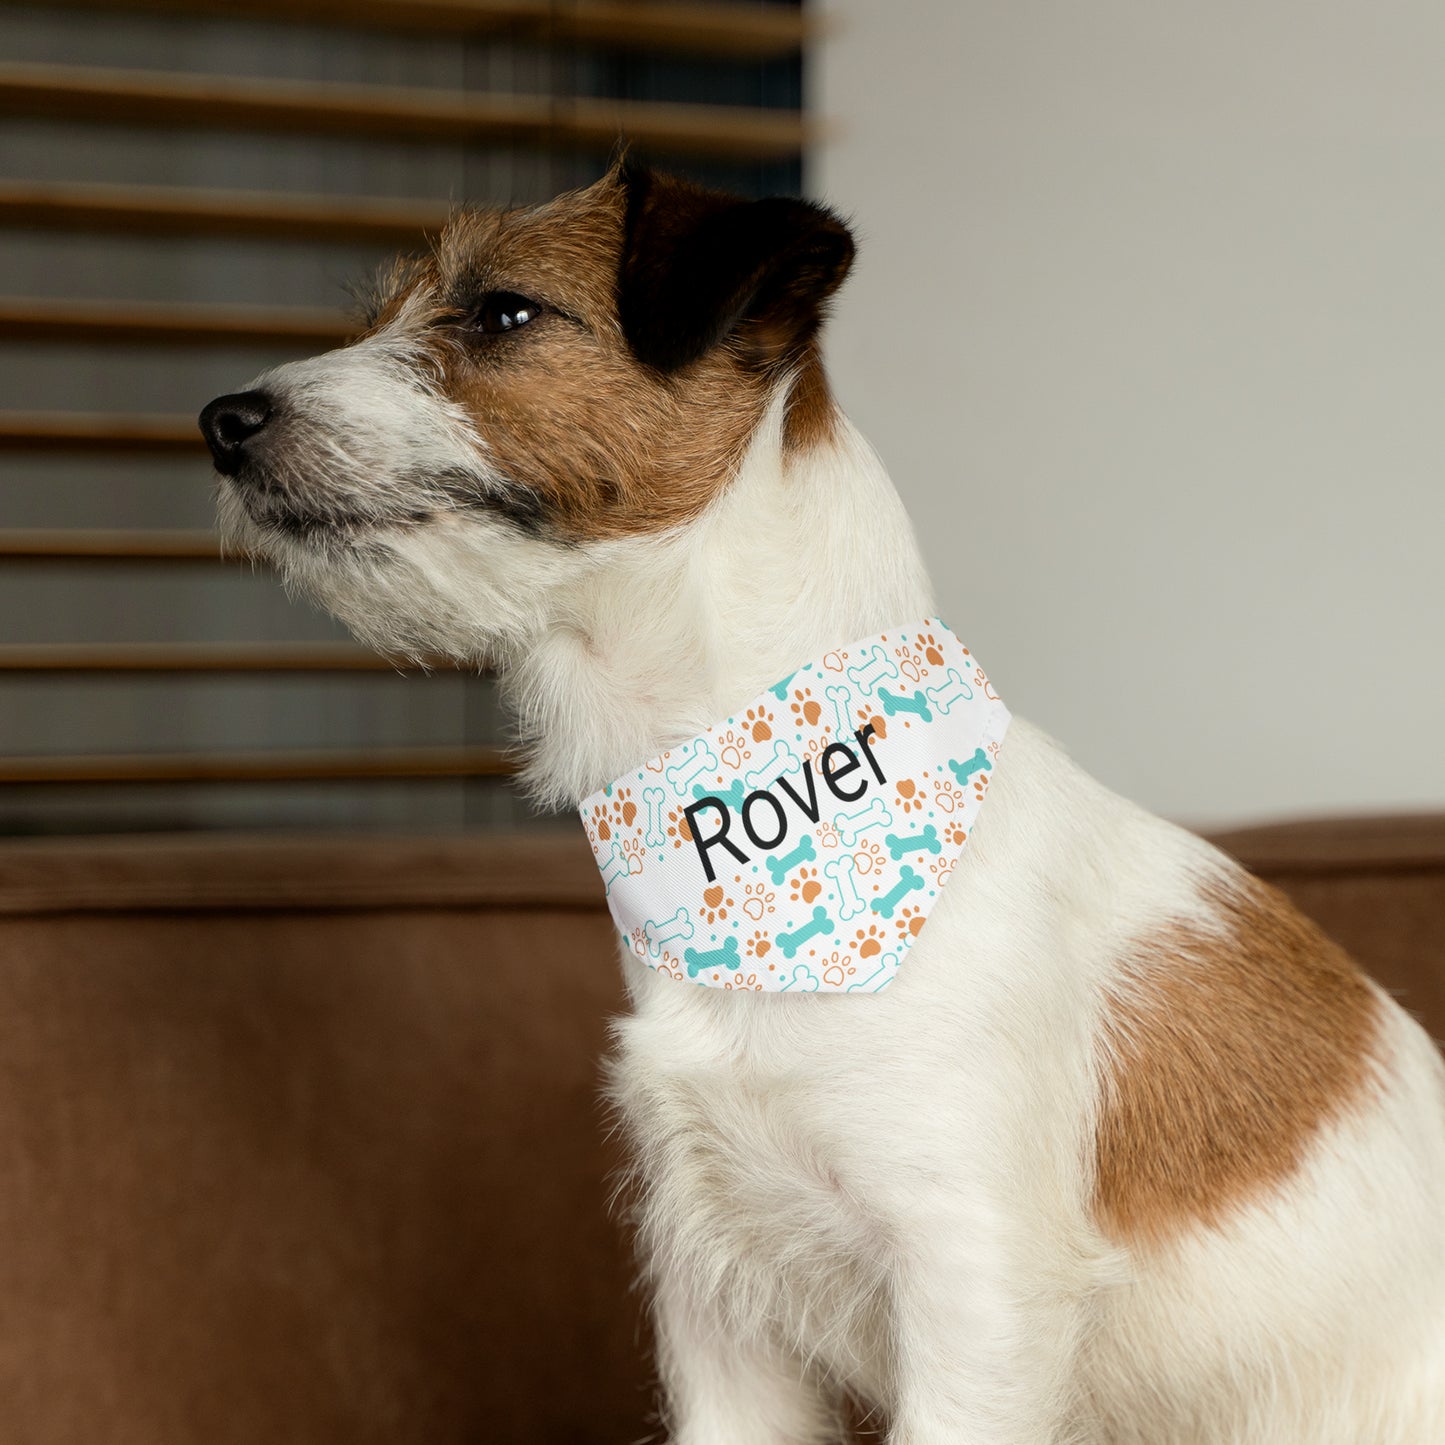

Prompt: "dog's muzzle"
[199,390,273,476]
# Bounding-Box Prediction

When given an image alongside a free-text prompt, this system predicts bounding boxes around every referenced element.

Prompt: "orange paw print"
[895,778,925,814]
[717,727,751,770]
[973,773,991,801]
[934,780,964,814]
[853,838,885,875]
[856,707,886,740]
[620,837,646,874]
[742,881,775,920]
[918,631,945,668]
[745,929,772,959]
[820,950,854,988]
[896,904,926,940]
[790,866,822,904]
[596,787,637,839]
[854,923,886,958]
[894,643,924,683]
[943,821,967,847]
[790,687,822,728]
[723,972,763,992]
[666,807,693,849]
[743,705,774,743]
[816,820,841,849]
[699,884,732,925]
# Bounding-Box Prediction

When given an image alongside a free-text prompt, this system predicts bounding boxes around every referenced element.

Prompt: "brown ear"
[617,162,855,374]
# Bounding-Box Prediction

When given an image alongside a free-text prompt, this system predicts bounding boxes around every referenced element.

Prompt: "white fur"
[221,353,1445,1443]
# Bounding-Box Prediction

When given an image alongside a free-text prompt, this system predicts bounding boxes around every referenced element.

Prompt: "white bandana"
[580,620,1009,993]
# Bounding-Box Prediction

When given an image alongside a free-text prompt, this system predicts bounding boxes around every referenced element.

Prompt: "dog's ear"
[617,162,855,374]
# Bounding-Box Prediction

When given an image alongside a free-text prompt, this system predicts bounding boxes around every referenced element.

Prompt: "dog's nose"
[199,390,273,475]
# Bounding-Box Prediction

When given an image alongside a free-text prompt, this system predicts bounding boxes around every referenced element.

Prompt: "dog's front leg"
[883,1207,1092,1445]
[653,1273,844,1445]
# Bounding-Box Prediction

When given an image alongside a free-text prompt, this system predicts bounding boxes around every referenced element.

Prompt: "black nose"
[199,390,272,475]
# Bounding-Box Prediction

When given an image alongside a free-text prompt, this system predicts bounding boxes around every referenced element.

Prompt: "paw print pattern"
[743,705,774,743]
[854,923,886,958]
[934,779,965,814]
[666,807,693,849]
[896,904,926,940]
[592,787,638,841]
[717,727,751,770]
[896,778,925,815]
[743,882,776,920]
[583,618,1006,995]
[790,687,822,728]
[856,707,886,741]
[700,885,732,926]
[894,642,925,683]
[789,866,822,904]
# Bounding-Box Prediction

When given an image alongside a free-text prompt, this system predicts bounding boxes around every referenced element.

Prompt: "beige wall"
[813,1,1445,826]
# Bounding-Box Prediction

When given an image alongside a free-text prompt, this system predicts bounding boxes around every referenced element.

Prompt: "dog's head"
[200,163,854,661]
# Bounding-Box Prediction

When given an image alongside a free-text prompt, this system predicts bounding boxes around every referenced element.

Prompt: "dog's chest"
[612,989,895,1389]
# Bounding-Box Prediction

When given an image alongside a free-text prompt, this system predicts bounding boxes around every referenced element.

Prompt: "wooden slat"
[0,0,810,58]
[0,643,422,672]
[0,296,353,348]
[0,179,448,245]
[0,412,202,452]
[0,62,810,162]
[0,529,228,561]
[0,744,512,783]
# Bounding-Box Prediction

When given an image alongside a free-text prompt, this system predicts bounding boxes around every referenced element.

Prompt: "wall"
[813,1,1445,826]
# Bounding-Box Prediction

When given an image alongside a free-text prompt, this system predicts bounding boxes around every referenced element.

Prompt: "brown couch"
[0,818,1440,1443]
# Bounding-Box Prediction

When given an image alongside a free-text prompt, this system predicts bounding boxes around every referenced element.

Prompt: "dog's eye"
[472,291,543,334]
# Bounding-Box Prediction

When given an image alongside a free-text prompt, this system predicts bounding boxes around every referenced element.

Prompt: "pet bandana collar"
[580,620,1009,993]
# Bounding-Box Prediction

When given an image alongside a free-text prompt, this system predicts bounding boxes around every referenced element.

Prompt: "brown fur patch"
[365,171,842,541]
[1093,873,1382,1247]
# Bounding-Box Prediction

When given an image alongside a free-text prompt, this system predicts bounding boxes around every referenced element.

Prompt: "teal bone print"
[948,748,992,786]
[870,864,925,919]
[885,824,942,858]
[878,687,933,722]
[644,905,694,959]
[694,776,748,810]
[766,833,816,885]
[777,904,834,958]
[683,935,741,978]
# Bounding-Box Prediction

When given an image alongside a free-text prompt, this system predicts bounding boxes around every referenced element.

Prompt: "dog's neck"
[503,393,936,809]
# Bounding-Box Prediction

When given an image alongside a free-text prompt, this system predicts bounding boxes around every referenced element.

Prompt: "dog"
[200,162,1445,1444]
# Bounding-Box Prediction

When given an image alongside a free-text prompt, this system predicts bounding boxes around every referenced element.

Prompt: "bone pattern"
[642,786,668,847]
[645,905,695,959]
[766,834,816,886]
[885,824,942,858]
[743,738,801,792]
[846,644,899,696]
[824,854,866,920]
[665,738,719,796]
[948,748,992,786]
[926,667,974,715]
[879,687,933,721]
[776,905,834,959]
[581,621,1009,992]
[835,794,893,846]
[870,864,925,919]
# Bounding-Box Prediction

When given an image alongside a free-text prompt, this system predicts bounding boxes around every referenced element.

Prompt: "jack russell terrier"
[200,162,1445,1444]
